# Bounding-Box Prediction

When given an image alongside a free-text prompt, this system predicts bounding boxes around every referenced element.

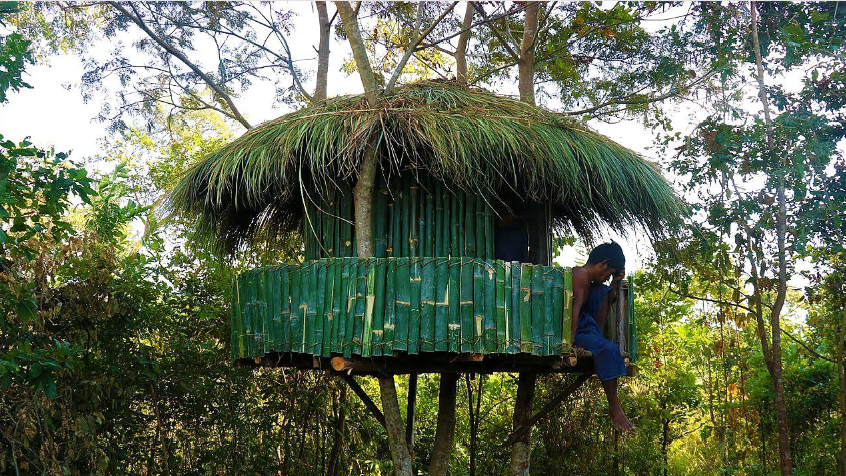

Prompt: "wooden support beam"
[340,374,386,429]
[251,351,601,375]
[502,373,591,447]
[406,373,418,451]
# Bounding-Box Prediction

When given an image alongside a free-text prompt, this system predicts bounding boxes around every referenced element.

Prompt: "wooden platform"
[235,349,633,376]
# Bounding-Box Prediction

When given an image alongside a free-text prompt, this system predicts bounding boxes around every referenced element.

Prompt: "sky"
[0,2,780,272]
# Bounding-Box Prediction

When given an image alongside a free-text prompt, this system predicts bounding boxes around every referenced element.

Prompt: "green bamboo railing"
[231,258,637,362]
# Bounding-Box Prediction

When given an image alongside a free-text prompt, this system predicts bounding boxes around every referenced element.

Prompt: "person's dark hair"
[586,242,625,272]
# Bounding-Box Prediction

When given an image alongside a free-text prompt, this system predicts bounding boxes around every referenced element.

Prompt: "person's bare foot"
[610,404,635,432]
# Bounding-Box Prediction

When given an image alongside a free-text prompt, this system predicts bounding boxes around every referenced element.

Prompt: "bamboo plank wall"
[230,258,638,361]
[303,175,496,260]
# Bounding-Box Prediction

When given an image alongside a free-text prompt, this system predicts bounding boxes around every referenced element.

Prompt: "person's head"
[585,242,626,283]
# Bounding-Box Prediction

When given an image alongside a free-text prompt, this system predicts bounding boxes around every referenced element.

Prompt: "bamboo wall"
[303,174,497,260]
[232,258,636,362]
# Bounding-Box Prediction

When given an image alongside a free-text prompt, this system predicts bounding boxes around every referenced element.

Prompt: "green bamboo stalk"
[543,267,554,355]
[383,258,397,351]
[291,265,303,353]
[321,261,335,356]
[231,278,241,359]
[410,182,419,256]
[420,257,436,352]
[475,195,485,260]
[342,258,355,358]
[353,259,366,356]
[371,259,387,356]
[494,260,506,353]
[362,259,375,357]
[314,262,327,356]
[550,267,564,353]
[395,257,410,351]
[484,200,494,259]
[473,259,485,353]
[450,190,460,257]
[562,268,573,348]
[408,257,422,354]
[434,257,449,352]
[484,261,496,353]
[464,193,476,256]
[510,262,522,353]
[531,264,545,355]
[504,262,515,353]
[459,257,474,353]
[331,261,343,354]
[448,257,461,352]
[519,263,532,353]
[424,178,434,257]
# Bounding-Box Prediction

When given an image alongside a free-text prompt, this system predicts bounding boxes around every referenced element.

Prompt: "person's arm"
[570,268,588,340]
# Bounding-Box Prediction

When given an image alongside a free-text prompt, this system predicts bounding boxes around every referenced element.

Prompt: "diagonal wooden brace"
[502,373,591,447]
[340,374,386,429]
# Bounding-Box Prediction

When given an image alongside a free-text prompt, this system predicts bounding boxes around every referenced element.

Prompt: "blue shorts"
[573,314,627,381]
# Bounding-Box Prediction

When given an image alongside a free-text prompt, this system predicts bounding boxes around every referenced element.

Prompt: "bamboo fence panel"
[231,259,636,363]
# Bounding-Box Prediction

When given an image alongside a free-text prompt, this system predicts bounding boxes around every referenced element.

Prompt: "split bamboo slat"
[231,259,636,363]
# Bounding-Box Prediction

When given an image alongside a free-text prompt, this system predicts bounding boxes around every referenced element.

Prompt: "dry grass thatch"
[169,80,682,253]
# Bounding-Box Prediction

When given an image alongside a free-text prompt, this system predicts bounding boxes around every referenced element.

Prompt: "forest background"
[1,2,845,476]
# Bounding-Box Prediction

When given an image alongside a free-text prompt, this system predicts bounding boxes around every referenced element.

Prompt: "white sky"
[0,2,804,274]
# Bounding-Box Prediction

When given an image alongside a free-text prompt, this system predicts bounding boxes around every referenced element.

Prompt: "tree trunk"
[466,374,482,476]
[509,372,536,476]
[509,6,540,474]
[336,5,412,476]
[429,373,460,476]
[839,305,846,476]
[455,2,475,84]
[379,377,415,476]
[315,1,331,102]
[518,2,539,105]
[750,5,792,474]
[326,386,347,476]
[336,1,380,260]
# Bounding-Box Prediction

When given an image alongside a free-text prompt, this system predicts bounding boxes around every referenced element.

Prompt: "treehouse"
[170,81,677,377]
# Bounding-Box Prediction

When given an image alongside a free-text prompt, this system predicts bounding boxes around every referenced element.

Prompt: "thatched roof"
[170,80,681,253]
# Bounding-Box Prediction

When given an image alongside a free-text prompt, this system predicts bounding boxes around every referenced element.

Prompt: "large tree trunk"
[314,1,331,102]
[509,372,536,476]
[509,6,540,475]
[840,305,846,476]
[378,377,414,476]
[750,4,792,475]
[517,2,539,105]
[335,5,412,476]
[455,2,475,84]
[429,373,460,476]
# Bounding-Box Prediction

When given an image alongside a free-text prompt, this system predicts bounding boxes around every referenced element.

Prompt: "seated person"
[571,242,634,432]
[494,208,529,262]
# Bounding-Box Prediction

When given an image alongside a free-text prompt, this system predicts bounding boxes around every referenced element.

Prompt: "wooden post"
[340,374,386,429]
[502,373,590,447]
[508,372,536,476]
[429,373,460,476]
[406,373,418,452]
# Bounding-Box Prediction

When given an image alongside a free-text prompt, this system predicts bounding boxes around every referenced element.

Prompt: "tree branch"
[108,1,252,129]
[385,2,458,92]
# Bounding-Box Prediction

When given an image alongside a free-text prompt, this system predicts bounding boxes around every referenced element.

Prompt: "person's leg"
[601,378,634,432]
